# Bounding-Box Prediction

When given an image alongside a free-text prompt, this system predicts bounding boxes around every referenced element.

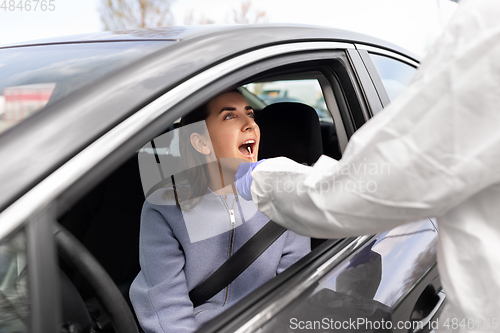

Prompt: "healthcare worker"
[236,0,500,331]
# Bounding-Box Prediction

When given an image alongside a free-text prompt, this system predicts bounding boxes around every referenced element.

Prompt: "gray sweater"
[129,188,310,333]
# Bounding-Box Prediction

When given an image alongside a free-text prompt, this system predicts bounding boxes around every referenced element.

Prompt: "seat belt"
[189,221,286,308]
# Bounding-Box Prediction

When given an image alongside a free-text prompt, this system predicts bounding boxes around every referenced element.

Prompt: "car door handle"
[413,290,446,333]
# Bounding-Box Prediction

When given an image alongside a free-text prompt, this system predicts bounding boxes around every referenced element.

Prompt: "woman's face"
[204,91,260,162]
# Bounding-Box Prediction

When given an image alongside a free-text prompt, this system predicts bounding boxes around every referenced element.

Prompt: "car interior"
[57,70,345,330]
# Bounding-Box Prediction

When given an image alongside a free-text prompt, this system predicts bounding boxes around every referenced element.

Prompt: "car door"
[358,43,448,325]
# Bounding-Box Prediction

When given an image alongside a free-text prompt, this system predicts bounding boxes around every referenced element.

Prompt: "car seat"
[257,102,323,165]
[256,102,327,249]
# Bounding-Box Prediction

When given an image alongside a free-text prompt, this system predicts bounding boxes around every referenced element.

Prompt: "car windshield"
[0,41,172,135]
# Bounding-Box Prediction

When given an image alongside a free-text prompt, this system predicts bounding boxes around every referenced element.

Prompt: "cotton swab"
[247,146,254,163]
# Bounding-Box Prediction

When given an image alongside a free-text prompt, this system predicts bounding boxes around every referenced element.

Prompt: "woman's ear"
[190,133,211,155]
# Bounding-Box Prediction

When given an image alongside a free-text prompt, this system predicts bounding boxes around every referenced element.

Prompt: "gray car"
[0,25,443,333]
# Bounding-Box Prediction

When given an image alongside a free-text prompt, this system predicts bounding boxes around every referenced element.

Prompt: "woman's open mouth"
[238,139,256,159]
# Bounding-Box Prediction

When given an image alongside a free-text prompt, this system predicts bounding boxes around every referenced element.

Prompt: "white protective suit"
[251,0,500,330]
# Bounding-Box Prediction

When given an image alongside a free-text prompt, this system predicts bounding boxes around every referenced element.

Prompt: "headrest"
[257,102,323,165]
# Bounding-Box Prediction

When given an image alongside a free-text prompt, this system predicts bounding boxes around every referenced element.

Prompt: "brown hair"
[172,103,212,210]
[165,89,243,210]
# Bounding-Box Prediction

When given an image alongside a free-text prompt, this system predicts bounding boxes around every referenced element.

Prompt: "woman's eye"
[247,112,255,118]
[224,113,234,120]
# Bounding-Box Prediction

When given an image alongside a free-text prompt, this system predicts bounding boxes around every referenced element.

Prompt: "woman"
[130,90,310,333]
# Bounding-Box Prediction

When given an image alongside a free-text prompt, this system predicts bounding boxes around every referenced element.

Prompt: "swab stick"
[247,146,254,163]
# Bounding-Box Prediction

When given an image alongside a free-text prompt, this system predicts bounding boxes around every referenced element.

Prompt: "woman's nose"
[242,118,257,131]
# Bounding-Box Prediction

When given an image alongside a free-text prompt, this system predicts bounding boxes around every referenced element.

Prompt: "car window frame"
[26,205,60,333]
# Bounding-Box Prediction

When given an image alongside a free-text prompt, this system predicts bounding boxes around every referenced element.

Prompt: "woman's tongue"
[239,144,251,155]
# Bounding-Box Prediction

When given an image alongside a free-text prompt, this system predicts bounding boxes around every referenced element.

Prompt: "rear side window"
[369,54,417,102]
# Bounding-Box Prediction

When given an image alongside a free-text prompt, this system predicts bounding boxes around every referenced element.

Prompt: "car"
[0,25,444,333]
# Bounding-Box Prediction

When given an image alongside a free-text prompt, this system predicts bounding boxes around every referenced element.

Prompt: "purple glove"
[235,160,266,200]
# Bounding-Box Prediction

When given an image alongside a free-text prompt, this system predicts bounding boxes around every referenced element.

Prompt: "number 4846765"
[1,0,55,11]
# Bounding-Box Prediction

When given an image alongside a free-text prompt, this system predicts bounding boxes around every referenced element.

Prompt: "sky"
[0,0,458,57]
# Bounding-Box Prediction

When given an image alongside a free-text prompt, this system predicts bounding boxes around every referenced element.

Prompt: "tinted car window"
[369,53,417,102]
[0,41,171,135]
[0,230,29,333]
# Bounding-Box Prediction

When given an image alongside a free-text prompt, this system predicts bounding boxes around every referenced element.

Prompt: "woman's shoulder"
[145,187,179,206]
[141,189,186,233]
[143,188,183,218]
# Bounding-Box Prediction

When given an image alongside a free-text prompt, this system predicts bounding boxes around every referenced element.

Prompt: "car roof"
[0,24,419,61]
[0,25,204,47]
[0,24,419,212]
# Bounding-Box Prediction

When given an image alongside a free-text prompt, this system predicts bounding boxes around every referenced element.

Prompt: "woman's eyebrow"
[219,107,236,114]
[218,106,253,113]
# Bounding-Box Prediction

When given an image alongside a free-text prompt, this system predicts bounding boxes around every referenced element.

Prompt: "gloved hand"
[235,159,266,201]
